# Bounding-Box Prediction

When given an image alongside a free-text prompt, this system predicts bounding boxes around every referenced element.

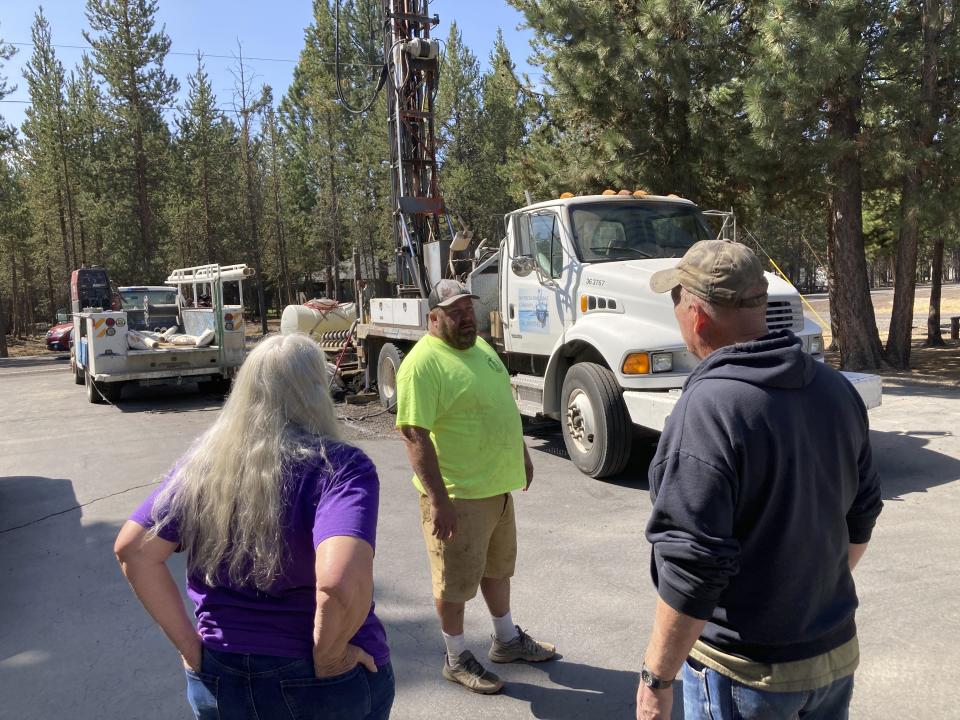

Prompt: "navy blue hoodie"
[646,330,882,663]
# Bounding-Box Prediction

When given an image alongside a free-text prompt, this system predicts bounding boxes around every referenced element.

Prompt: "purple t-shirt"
[130,441,389,665]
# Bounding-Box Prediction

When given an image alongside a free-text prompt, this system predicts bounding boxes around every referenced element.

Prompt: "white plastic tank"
[280,302,356,336]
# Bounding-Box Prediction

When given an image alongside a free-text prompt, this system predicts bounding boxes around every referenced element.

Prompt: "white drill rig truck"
[291,0,882,478]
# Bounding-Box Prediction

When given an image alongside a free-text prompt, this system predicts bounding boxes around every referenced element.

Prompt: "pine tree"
[0,26,16,148]
[230,45,270,332]
[22,9,80,309]
[882,1,952,366]
[66,55,110,268]
[175,54,238,266]
[508,0,754,205]
[744,1,887,370]
[83,0,179,279]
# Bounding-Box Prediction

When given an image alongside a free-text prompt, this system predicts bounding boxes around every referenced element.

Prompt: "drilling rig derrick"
[383,0,448,298]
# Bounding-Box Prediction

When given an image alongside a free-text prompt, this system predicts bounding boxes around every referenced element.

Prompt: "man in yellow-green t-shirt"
[396,279,557,695]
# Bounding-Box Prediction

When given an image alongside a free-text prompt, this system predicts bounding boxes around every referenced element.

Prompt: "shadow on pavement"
[503,659,683,719]
[523,419,658,490]
[880,379,960,402]
[0,475,191,720]
[871,428,960,499]
[0,475,79,534]
[114,383,226,414]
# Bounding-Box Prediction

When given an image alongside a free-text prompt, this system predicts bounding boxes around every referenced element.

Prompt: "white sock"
[442,631,467,663]
[492,612,519,642]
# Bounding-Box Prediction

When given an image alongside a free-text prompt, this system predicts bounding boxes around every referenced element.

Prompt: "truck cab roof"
[512,193,697,215]
[118,285,176,292]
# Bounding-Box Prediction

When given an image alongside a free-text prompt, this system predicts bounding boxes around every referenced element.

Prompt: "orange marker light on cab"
[622,352,651,375]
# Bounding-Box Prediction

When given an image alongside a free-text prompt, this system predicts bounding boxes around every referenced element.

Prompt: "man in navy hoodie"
[635,240,882,720]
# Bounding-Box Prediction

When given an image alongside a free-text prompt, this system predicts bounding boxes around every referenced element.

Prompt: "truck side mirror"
[511,256,536,277]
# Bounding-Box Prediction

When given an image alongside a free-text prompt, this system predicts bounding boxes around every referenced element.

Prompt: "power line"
[0,97,251,114]
[8,41,383,68]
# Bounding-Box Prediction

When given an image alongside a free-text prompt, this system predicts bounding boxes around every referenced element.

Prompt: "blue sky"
[0,1,536,130]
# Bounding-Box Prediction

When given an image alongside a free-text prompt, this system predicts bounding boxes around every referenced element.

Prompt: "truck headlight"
[651,352,673,373]
[809,335,824,355]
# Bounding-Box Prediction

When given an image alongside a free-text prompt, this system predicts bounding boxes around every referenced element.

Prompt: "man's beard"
[444,326,476,350]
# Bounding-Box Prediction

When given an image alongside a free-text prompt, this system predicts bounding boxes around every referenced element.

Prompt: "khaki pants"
[419,493,517,603]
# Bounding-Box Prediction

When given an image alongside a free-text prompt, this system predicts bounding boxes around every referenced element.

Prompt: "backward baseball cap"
[428,278,479,310]
[649,240,769,308]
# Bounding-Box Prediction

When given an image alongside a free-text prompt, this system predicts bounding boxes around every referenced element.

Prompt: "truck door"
[502,209,574,357]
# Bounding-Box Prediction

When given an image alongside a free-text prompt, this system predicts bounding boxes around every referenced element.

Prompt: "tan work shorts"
[419,493,517,603]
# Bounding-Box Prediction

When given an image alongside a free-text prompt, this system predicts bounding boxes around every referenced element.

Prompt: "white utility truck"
[301,1,881,478]
[71,263,254,403]
[359,192,882,478]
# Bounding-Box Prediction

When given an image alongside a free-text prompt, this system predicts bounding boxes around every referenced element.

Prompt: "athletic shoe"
[488,625,557,663]
[442,650,504,694]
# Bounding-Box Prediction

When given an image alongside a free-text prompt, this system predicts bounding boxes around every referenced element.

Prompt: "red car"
[46,321,73,351]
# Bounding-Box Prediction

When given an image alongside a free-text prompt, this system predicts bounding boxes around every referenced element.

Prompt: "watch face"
[641,666,670,689]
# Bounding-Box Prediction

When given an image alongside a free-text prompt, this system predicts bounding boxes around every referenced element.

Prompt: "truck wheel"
[99,382,124,403]
[377,343,405,413]
[85,371,104,404]
[560,362,631,478]
[199,377,232,396]
[72,354,84,385]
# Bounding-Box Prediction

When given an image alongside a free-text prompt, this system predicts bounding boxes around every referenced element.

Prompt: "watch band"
[641,663,674,689]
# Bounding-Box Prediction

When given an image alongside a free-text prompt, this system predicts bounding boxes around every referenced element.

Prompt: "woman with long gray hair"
[114,333,393,720]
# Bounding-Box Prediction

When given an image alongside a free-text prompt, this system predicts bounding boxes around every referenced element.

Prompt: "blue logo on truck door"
[518,289,550,334]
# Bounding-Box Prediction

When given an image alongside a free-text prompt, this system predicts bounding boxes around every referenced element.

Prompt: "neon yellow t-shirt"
[395,335,525,499]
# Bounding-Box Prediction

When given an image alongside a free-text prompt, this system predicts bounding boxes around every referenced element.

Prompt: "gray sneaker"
[442,650,504,694]
[489,625,557,663]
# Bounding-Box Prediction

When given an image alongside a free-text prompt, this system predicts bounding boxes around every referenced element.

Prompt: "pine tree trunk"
[133,123,154,274]
[825,197,840,352]
[57,108,80,264]
[22,255,36,333]
[325,113,342,301]
[46,265,56,321]
[78,214,88,266]
[0,287,7,358]
[57,187,74,270]
[202,156,215,261]
[886,0,941,367]
[887,171,922,366]
[826,90,885,370]
[926,235,945,346]
[11,249,22,338]
[241,116,268,335]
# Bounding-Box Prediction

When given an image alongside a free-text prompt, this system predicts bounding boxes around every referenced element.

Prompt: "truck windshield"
[120,290,178,309]
[570,202,713,262]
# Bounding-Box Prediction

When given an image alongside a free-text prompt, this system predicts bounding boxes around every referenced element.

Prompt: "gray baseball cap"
[650,240,769,308]
[428,279,479,310]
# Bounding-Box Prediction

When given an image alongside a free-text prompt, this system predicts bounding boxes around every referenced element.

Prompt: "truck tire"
[86,372,122,404]
[377,343,405,414]
[72,354,84,385]
[560,362,631,478]
[85,371,104,404]
[99,381,124,403]
[199,377,232,396]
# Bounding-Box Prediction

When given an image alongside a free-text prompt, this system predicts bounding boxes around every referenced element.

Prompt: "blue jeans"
[185,646,394,720]
[682,658,854,720]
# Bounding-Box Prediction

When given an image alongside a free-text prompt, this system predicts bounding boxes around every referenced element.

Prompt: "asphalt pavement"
[1,357,958,719]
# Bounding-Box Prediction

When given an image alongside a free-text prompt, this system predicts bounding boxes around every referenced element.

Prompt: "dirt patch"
[2,336,62,358]
[824,340,960,388]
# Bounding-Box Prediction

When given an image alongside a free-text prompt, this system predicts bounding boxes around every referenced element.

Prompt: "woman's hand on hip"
[180,635,203,672]
[314,643,377,678]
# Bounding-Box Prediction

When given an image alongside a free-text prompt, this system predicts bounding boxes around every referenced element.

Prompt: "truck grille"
[766,298,803,332]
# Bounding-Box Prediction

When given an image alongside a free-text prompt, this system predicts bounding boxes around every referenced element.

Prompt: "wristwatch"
[640,663,674,690]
